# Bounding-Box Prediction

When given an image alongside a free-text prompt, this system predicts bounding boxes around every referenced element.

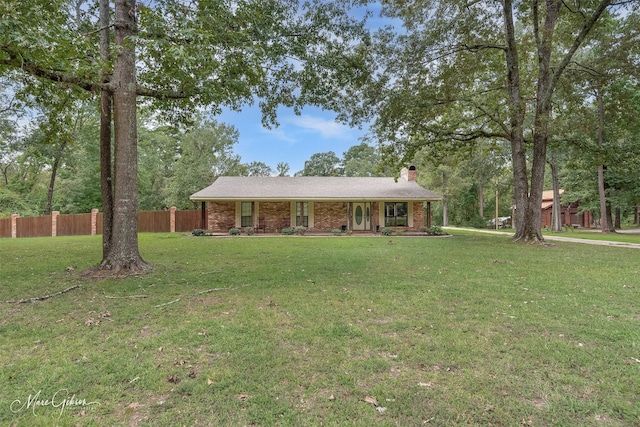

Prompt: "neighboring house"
[540,189,592,229]
[190,166,442,233]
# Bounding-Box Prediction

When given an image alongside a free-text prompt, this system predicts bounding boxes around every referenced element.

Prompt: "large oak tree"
[1,0,371,274]
[353,0,636,242]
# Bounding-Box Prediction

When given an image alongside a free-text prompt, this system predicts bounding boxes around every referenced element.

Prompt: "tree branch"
[2,285,81,304]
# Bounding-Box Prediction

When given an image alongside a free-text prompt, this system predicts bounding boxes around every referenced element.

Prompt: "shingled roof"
[190,176,442,202]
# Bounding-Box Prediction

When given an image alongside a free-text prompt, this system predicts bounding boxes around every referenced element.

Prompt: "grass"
[1,232,639,426]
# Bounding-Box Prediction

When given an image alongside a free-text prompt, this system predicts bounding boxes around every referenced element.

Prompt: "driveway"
[443,227,640,249]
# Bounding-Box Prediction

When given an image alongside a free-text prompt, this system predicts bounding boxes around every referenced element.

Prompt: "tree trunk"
[97,0,150,273]
[549,156,562,232]
[596,88,609,233]
[442,170,448,226]
[44,140,67,216]
[99,0,114,260]
[478,181,484,219]
[505,0,610,243]
[503,0,531,242]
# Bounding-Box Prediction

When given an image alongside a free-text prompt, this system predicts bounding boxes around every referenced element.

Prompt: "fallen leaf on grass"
[188,370,197,379]
[376,406,387,413]
[418,382,433,387]
[364,396,378,406]
[238,394,249,401]
[207,378,214,385]
[166,374,180,384]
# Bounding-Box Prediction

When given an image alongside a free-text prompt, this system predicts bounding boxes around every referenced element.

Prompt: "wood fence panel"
[175,209,207,232]
[0,217,10,238]
[16,215,51,238]
[138,210,170,233]
[57,213,92,236]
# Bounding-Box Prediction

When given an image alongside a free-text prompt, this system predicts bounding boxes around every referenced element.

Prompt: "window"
[241,202,252,227]
[385,202,408,226]
[296,202,308,227]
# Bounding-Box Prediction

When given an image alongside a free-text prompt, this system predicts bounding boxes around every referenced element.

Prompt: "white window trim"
[290,202,314,228]
[379,201,413,227]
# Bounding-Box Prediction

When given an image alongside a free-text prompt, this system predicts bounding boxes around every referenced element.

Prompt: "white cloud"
[259,125,297,144]
[288,115,346,138]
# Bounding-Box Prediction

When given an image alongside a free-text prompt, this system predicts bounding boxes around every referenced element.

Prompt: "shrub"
[294,226,307,236]
[380,227,393,236]
[244,226,255,236]
[282,227,295,235]
[429,226,445,235]
[331,229,343,236]
[192,229,206,236]
[229,228,241,235]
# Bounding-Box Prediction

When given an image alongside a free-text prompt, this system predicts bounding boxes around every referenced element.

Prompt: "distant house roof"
[541,189,564,210]
[190,176,442,202]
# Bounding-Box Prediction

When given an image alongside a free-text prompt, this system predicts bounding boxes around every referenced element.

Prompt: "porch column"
[91,209,99,235]
[52,211,59,237]
[11,213,19,238]
[170,206,176,233]
[426,202,432,228]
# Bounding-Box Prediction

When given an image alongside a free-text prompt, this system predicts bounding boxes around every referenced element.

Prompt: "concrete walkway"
[442,227,640,249]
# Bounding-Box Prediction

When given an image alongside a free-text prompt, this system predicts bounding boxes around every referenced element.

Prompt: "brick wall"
[411,201,425,230]
[313,202,348,231]
[204,200,428,233]
[207,202,236,232]
[258,202,290,232]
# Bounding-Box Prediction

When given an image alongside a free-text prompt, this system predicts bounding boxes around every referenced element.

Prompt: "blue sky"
[214,2,392,176]
[218,105,368,176]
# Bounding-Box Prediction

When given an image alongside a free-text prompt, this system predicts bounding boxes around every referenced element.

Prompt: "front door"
[352,202,371,231]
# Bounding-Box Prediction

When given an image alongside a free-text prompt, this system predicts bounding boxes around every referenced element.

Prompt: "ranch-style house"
[190,166,442,233]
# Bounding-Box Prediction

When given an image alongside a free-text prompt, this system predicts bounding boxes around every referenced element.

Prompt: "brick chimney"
[400,165,418,181]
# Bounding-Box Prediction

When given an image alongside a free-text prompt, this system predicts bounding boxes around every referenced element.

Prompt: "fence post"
[11,214,19,238]
[52,211,59,237]
[91,208,99,235]
[170,206,176,233]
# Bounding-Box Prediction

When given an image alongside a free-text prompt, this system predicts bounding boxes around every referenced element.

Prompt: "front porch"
[201,200,432,234]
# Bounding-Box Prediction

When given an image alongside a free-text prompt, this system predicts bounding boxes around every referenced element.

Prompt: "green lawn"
[1,233,639,426]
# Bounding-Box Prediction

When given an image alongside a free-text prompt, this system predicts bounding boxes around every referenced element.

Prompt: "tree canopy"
[351,0,639,241]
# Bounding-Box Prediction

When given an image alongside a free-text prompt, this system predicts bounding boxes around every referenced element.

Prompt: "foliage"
[342,143,385,177]
[380,226,393,236]
[298,151,342,176]
[191,229,206,236]
[166,120,242,210]
[229,227,241,236]
[2,234,639,425]
[281,227,295,235]
[352,0,637,241]
[244,226,255,236]
[294,226,307,235]
[331,228,343,236]
[0,0,374,272]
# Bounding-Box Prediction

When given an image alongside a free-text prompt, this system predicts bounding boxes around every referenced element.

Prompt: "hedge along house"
[190,166,442,233]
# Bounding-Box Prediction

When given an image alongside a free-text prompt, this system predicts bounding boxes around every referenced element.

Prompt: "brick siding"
[313,202,348,232]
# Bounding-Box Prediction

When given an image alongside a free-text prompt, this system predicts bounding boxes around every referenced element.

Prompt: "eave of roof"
[190,176,442,201]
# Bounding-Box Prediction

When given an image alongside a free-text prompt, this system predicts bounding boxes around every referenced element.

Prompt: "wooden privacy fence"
[0,207,206,239]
